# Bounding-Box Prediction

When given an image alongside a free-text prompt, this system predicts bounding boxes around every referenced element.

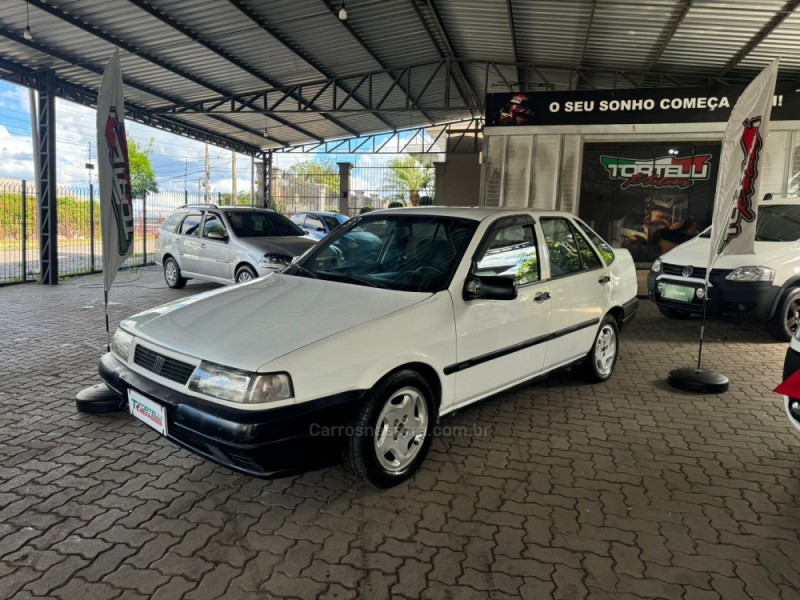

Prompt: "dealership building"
[480,83,800,265]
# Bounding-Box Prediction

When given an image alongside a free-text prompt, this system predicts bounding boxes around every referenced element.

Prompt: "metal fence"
[0,180,222,284]
[348,164,435,216]
[270,168,339,215]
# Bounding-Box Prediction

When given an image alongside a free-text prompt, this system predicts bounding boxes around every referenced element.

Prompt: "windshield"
[286,213,478,292]
[226,211,304,237]
[755,205,800,241]
[697,205,800,241]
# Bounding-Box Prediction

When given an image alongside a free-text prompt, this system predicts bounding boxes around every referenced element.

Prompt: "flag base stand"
[668,367,729,394]
[75,383,125,413]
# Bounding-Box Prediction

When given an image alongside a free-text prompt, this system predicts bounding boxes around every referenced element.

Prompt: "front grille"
[133,345,196,385]
[662,264,730,281]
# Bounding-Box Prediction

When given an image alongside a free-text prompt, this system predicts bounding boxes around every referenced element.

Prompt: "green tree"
[128,138,158,198]
[384,155,433,206]
[287,159,340,194]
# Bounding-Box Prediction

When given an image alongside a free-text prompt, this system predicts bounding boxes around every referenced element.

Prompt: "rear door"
[539,217,609,369]
[450,215,552,408]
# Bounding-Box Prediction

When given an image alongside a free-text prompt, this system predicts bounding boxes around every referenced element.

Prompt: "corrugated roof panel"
[436,0,515,61]
[513,1,595,66]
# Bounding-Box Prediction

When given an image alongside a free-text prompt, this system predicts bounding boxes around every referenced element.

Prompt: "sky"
[0,79,440,195]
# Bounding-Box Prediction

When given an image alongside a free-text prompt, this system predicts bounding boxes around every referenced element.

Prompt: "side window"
[305,216,324,232]
[573,228,602,269]
[179,211,203,237]
[161,212,185,233]
[576,220,615,265]
[541,218,583,277]
[290,214,305,226]
[475,220,540,285]
[203,213,227,239]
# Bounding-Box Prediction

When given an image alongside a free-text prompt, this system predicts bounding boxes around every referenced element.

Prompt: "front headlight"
[651,258,662,273]
[260,253,291,267]
[111,329,134,362]
[188,361,293,405]
[725,266,774,282]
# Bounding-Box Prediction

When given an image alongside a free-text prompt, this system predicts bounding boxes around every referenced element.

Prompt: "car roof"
[294,211,344,217]
[361,206,581,223]
[174,204,278,214]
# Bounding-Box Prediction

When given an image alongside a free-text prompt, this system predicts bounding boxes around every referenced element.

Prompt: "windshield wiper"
[286,263,318,279]
[332,272,385,288]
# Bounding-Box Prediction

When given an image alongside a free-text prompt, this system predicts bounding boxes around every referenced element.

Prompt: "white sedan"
[101,207,638,488]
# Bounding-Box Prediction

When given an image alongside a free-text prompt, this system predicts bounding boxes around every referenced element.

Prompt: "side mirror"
[463,275,518,301]
[206,231,227,241]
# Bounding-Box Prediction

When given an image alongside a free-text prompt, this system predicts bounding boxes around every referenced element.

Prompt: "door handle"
[598,275,611,284]
[535,291,550,302]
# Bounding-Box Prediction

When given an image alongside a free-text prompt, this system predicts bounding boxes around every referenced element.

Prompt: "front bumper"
[647,270,778,320]
[99,353,363,478]
[782,346,800,433]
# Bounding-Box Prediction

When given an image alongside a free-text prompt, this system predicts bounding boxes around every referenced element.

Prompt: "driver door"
[449,215,552,409]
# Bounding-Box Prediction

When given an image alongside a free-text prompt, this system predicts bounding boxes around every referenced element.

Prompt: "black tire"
[235,265,257,284]
[579,315,619,383]
[768,288,800,342]
[344,369,435,488]
[658,305,692,319]
[163,257,187,289]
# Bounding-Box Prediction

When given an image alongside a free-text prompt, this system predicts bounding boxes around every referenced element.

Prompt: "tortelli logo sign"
[600,155,712,189]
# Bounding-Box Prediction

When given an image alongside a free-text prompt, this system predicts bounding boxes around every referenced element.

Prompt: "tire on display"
[768,287,800,342]
[235,265,257,284]
[163,257,187,289]
[658,305,692,319]
[580,315,619,383]
[345,369,435,488]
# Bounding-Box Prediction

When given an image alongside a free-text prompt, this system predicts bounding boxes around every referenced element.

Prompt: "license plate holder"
[128,389,167,436]
[660,283,697,303]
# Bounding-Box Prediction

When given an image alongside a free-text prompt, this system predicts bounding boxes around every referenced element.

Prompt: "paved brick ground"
[1,266,798,600]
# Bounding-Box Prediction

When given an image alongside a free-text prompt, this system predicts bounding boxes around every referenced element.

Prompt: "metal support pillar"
[37,70,58,284]
[256,155,267,208]
[337,162,352,217]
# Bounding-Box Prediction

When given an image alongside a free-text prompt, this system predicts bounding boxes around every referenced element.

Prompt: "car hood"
[659,235,798,269]
[122,274,429,371]
[238,235,317,256]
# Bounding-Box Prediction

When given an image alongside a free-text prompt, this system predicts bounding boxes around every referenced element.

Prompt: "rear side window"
[161,212,186,233]
[290,214,305,226]
[179,212,203,236]
[541,218,583,278]
[576,220,615,265]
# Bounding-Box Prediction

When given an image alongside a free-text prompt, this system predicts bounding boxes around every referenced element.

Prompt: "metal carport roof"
[1,0,798,155]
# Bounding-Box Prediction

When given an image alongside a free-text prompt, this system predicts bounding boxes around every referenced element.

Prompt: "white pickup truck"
[647,197,800,341]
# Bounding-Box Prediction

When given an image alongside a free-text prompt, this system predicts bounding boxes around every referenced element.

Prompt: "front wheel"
[163,257,187,289]
[768,288,800,342]
[579,315,619,382]
[344,370,435,488]
[235,265,257,284]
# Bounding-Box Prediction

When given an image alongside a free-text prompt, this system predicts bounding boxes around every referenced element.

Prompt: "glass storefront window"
[578,142,720,265]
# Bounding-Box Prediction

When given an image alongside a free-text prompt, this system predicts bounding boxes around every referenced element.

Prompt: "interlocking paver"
[1,266,799,599]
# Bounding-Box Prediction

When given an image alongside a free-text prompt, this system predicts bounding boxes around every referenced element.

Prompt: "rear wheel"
[658,305,692,319]
[580,315,619,382]
[768,288,800,341]
[235,265,257,284]
[344,370,435,488]
[163,257,187,289]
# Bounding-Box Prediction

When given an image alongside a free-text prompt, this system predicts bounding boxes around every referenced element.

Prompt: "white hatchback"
[101,207,638,488]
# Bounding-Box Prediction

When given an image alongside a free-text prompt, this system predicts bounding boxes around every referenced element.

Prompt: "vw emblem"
[682,266,693,278]
[152,355,165,375]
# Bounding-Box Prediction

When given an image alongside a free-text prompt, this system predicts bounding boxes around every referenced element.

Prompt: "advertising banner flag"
[707,58,779,266]
[97,49,134,293]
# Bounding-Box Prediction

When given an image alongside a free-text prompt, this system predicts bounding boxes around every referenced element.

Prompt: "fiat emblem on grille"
[682,266,693,277]
[152,356,165,374]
